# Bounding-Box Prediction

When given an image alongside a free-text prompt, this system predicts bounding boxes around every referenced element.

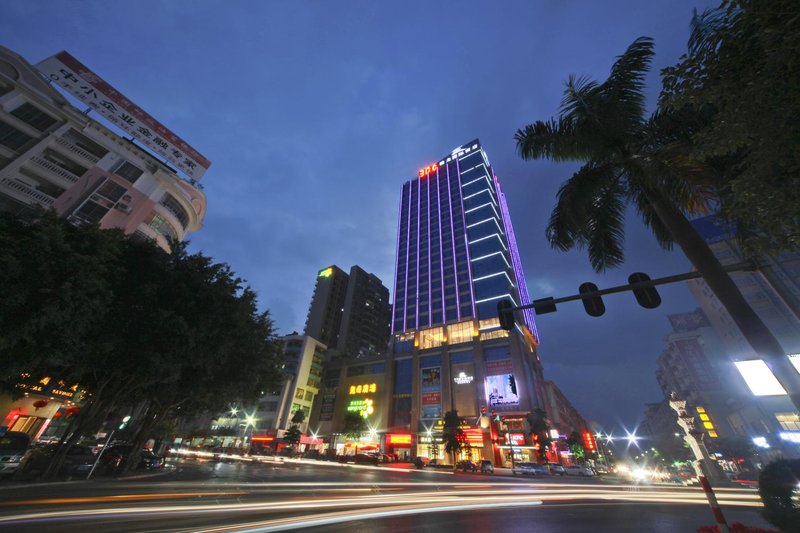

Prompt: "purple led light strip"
[446,163,460,319]
[403,182,412,332]
[455,156,477,318]
[427,172,432,326]
[495,176,540,342]
[391,182,404,334]
[415,178,421,331]
[436,168,445,323]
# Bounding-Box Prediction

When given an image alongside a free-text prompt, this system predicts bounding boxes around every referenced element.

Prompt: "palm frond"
[514,119,586,162]
[630,183,675,250]
[585,182,627,272]
[601,37,655,132]
[559,74,601,123]
[545,162,617,254]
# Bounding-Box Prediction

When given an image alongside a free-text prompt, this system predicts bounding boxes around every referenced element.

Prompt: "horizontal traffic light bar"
[529,261,755,315]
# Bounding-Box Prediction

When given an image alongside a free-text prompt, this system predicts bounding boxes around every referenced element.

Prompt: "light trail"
[0,483,762,527]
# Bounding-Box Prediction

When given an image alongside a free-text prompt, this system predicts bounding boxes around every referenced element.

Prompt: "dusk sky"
[2,0,718,432]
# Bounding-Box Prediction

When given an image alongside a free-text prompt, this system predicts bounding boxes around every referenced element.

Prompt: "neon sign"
[418,163,439,178]
[347,398,374,418]
[349,383,377,395]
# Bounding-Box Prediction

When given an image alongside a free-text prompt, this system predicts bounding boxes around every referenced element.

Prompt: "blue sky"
[1,0,718,431]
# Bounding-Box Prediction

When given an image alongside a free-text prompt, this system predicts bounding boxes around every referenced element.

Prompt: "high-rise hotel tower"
[392,138,538,340]
[383,139,546,464]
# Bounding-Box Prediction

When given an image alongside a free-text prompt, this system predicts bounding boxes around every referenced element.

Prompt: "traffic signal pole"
[523,261,755,315]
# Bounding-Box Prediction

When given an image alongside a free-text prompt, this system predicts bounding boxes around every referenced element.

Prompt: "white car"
[565,465,595,476]
[512,462,549,476]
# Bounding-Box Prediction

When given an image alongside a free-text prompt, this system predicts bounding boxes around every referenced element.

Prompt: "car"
[456,460,478,472]
[565,464,595,476]
[513,462,550,476]
[548,463,566,475]
[0,431,31,477]
[412,456,430,469]
[479,459,494,474]
[354,453,379,465]
[21,443,96,476]
[99,445,164,473]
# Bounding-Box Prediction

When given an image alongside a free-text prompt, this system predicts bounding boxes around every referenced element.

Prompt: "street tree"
[526,408,552,463]
[660,0,800,256]
[283,425,302,453]
[342,411,368,456]
[514,36,800,408]
[291,409,306,426]
[443,410,466,469]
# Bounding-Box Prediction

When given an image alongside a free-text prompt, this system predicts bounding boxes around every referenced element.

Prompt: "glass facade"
[392,139,538,339]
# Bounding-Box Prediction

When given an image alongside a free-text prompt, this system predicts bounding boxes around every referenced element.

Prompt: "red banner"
[421,392,441,405]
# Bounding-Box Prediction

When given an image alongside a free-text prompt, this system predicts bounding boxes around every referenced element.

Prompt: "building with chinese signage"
[309,140,569,466]
[0,46,207,252]
[0,374,83,440]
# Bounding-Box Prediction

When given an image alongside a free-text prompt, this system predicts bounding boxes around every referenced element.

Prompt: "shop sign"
[347,398,374,418]
[421,392,441,404]
[349,383,377,395]
[505,433,526,446]
[453,372,474,385]
[387,434,412,445]
[418,435,443,444]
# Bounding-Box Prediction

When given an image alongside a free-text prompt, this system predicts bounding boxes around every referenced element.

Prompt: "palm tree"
[514,37,800,409]
[342,411,368,457]
[443,410,466,470]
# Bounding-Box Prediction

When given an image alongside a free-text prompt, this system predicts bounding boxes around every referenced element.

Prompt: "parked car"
[479,460,494,474]
[99,445,164,473]
[565,464,595,477]
[412,456,430,469]
[513,462,550,476]
[548,463,566,476]
[22,444,96,476]
[354,453,379,465]
[456,460,478,472]
[0,431,31,477]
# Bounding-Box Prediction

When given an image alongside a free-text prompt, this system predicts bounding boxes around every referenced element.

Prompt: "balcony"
[29,156,80,187]
[52,136,100,165]
[0,177,55,206]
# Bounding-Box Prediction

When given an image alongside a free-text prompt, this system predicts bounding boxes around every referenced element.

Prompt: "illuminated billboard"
[734,360,788,396]
[485,374,519,407]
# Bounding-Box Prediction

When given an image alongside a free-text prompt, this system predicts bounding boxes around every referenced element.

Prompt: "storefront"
[416,433,444,461]
[385,433,413,461]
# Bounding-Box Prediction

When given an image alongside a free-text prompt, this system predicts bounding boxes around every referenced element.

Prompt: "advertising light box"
[485,373,519,407]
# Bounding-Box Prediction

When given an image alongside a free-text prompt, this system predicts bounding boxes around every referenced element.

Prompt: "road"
[0,456,774,532]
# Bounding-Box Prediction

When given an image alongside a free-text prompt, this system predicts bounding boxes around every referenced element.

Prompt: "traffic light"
[579,282,605,317]
[629,272,661,309]
[497,300,515,330]
[119,415,131,430]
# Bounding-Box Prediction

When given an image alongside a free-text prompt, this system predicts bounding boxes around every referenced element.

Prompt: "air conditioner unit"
[114,202,132,213]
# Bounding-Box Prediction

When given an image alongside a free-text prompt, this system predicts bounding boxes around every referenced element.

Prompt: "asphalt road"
[0,457,774,532]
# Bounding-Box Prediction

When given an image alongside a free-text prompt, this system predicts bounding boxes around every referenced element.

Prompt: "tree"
[0,213,283,477]
[567,431,586,462]
[342,411,368,456]
[660,0,800,256]
[442,410,465,469]
[526,408,552,463]
[291,409,306,426]
[514,36,800,409]
[283,425,302,452]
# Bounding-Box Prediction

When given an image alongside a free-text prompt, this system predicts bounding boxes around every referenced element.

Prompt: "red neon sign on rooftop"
[418,163,439,178]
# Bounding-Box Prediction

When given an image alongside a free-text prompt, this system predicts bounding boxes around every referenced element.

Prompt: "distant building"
[337,265,391,359]
[543,380,589,436]
[651,308,799,457]
[0,46,207,253]
[304,265,391,359]
[304,266,349,350]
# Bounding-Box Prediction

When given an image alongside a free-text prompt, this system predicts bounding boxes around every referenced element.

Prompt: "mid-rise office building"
[0,46,208,253]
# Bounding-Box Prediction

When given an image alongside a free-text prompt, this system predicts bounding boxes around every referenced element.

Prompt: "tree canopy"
[0,212,283,457]
[660,0,800,255]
